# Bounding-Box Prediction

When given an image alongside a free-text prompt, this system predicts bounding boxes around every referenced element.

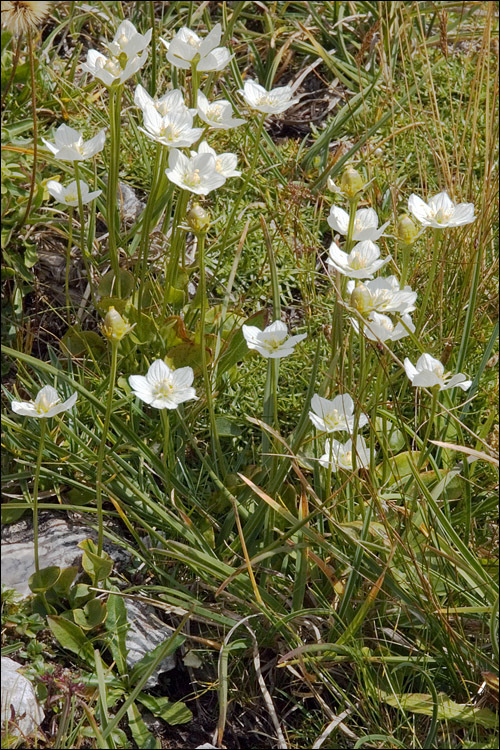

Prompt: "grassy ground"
[1,2,499,748]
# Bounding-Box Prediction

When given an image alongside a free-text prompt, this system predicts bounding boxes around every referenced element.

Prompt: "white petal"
[408,194,432,224]
[327,206,350,235]
[146,359,172,385]
[172,367,194,388]
[11,401,40,417]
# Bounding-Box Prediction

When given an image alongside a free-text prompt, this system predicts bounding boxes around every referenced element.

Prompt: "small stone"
[1,657,44,739]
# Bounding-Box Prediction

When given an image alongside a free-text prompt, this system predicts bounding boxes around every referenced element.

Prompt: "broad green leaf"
[29,566,60,594]
[105,593,129,676]
[127,703,161,749]
[137,693,193,725]
[380,691,499,729]
[129,634,185,686]
[79,540,113,582]
[98,269,135,299]
[47,615,94,664]
[73,598,108,630]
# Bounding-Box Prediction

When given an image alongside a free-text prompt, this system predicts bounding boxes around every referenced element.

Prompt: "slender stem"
[149,1,157,96]
[1,33,22,112]
[160,408,173,487]
[216,113,266,265]
[20,29,38,227]
[400,242,411,287]
[137,143,164,312]
[32,420,47,574]
[344,197,360,253]
[65,208,74,322]
[163,189,189,314]
[95,341,119,557]
[418,387,439,470]
[73,163,97,310]
[416,228,441,332]
[190,63,199,108]
[107,85,123,295]
[197,231,226,473]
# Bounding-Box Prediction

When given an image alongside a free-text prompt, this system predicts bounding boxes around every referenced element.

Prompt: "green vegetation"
[1,1,498,748]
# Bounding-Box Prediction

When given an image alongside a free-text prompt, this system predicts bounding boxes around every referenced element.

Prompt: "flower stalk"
[95,339,119,558]
[32,419,47,574]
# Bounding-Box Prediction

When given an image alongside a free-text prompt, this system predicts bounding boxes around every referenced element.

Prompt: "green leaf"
[23,243,38,269]
[137,693,193,725]
[79,540,114,582]
[98,269,135,299]
[215,416,242,438]
[127,703,161,749]
[52,566,79,597]
[62,326,106,357]
[129,634,185,686]
[380,691,499,729]
[105,593,129,676]
[47,615,94,664]
[73,598,107,630]
[29,566,60,594]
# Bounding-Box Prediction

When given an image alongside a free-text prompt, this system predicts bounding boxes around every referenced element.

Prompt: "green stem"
[20,28,37,228]
[107,85,123,295]
[418,387,439,470]
[137,144,166,312]
[73,162,97,310]
[344,196,359,253]
[160,409,173,487]
[190,63,199,108]
[95,341,119,558]
[416,229,441,333]
[65,208,74,322]
[33,420,47,574]
[163,189,189,314]
[197,231,226,473]
[216,113,266,265]
[400,242,411,287]
[149,1,157,96]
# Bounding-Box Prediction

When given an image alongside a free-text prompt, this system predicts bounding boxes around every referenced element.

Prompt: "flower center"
[184,168,202,187]
[434,207,454,224]
[160,123,181,141]
[64,192,77,203]
[36,393,58,415]
[264,337,283,351]
[102,57,122,76]
[152,380,175,400]
[324,409,341,429]
[186,36,201,49]
[343,450,352,466]
[207,104,223,121]
[349,251,367,270]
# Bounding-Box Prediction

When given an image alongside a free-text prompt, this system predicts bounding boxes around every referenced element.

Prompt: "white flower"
[46,179,101,207]
[42,124,106,162]
[134,84,194,117]
[327,206,389,242]
[106,19,152,59]
[347,276,417,315]
[161,23,232,72]
[238,80,298,115]
[81,47,148,86]
[242,320,307,359]
[327,240,391,279]
[196,91,245,129]
[309,394,368,433]
[129,359,198,409]
[352,312,415,342]
[138,106,204,148]
[165,148,226,195]
[404,353,472,391]
[198,141,240,178]
[11,385,77,418]
[319,436,370,472]
[408,191,475,229]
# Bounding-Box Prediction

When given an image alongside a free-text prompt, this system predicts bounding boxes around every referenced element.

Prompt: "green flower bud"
[397,214,419,245]
[340,166,365,199]
[350,283,372,314]
[187,204,210,233]
[102,306,135,342]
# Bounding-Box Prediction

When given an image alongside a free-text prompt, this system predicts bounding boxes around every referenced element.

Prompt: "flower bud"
[350,283,372,314]
[340,166,365,199]
[102,306,135,342]
[186,204,210,233]
[397,214,419,245]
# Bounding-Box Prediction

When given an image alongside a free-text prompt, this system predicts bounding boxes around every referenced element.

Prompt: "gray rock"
[2,516,176,686]
[1,657,45,739]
